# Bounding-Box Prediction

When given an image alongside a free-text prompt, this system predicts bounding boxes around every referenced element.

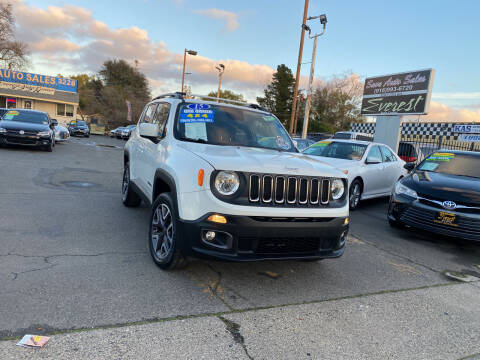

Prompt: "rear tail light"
[400,156,417,163]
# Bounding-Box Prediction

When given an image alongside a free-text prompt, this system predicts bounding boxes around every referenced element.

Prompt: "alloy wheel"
[151,203,174,260]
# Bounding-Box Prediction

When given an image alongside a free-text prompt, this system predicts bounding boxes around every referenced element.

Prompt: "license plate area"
[434,211,458,227]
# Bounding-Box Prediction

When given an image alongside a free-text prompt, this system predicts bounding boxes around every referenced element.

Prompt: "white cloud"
[195,8,239,31]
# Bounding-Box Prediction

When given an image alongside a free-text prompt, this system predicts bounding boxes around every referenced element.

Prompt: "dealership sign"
[0,69,77,93]
[454,124,480,133]
[459,134,480,142]
[361,69,435,116]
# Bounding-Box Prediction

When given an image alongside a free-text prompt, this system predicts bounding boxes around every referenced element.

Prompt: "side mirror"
[139,123,160,141]
[404,162,415,171]
[366,156,382,164]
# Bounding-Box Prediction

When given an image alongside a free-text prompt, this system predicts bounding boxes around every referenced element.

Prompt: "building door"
[0,96,6,108]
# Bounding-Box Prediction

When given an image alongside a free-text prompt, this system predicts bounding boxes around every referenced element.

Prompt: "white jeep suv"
[123,93,349,270]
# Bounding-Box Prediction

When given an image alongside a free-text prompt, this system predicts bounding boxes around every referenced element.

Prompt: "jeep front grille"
[248,174,331,206]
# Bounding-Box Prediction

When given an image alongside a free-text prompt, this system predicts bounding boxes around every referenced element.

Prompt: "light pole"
[216,64,225,101]
[301,14,327,139]
[181,49,197,93]
[290,0,310,135]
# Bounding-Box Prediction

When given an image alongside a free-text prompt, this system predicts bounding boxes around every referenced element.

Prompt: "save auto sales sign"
[361,69,435,116]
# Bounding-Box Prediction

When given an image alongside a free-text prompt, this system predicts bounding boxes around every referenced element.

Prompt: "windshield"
[303,141,368,161]
[74,121,86,126]
[2,110,49,125]
[126,125,136,129]
[332,133,352,139]
[417,152,480,178]
[174,103,295,152]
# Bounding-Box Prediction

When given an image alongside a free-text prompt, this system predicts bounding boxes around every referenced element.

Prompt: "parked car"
[123,93,349,270]
[303,139,406,210]
[54,124,70,142]
[308,132,332,142]
[0,109,56,152]
[114,127,126,139]
[119,125,136,139]
[333,131,374,142]
[389,150,480,242]
[292,136,315,151]
[398,141,439,163]
[68,120,90,137]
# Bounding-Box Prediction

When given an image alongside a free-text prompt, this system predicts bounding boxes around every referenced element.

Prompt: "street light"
[301,14,327,139]
[181,49,197,92]
[215,64,225,101]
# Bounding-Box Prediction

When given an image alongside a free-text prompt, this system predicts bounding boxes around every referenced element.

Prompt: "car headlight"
[0,127,6,134]
[330,179,345,200]
[214,171,240,196]
[38,131,51,137]
[395,182,418,199]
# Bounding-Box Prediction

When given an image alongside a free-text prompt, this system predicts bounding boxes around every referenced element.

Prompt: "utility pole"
[216,64,225,101]
[302,14,327,139]
[181,48,197,93]
[290,0,309,135]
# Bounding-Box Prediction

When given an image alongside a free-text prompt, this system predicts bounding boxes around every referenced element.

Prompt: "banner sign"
[453,124,480,134]
[0,69,77,93]
[361,69,435,116]
[459,134,480,142]
[0,81,55,95]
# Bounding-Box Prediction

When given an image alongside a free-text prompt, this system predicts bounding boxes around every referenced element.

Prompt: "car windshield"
[75,121,86,126]
[126,125,136,129]
[417,152,480,178]
[303,141,368,161]
[332,132,352,139]
[174,103,295,152]
[2,110,49,124]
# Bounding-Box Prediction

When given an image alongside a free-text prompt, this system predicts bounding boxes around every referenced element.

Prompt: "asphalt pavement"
[0,135,479,359]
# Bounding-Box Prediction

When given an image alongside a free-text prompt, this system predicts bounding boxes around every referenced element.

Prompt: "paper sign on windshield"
[426,153,455,162]
[180,104,214,123]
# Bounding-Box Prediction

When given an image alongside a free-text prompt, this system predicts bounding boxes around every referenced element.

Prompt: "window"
[152,103,170,137]
[24,100,33,109]
[57,103,74,117]
[140,103,157,123]
[367,146,383,162]
[7,98,16,108]
[380,146,397,162]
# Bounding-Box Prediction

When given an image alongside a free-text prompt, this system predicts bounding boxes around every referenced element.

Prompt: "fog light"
[205,231,216,242]
[207,214,227,224]
[344,217,349,225]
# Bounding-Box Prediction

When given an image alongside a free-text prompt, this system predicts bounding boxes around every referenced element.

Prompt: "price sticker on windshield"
[180,105,214,124]
[426,152,455,162]
[313,141,331,147]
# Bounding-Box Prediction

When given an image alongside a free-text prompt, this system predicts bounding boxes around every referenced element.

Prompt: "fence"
[351,122,480,164]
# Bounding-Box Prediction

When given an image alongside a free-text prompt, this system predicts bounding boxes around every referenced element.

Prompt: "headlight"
[330,179,345,200]
[395,182,418,199]
[38,131,51,137]
[214,171,240,196]
[0,127,6,134]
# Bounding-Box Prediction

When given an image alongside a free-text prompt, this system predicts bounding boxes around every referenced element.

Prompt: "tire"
[122,163,141,207]
[44,140,53,152]
[349,179,362,211]
[388,219,404,229]
[148,193,186,270]
[85,134,90,138]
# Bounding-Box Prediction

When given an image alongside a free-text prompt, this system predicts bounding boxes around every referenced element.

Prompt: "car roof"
[318,138,377,146]
[437,149,480,156]
[4,108,48,116]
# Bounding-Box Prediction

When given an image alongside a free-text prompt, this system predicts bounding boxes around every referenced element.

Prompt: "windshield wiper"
[178,137,208,144]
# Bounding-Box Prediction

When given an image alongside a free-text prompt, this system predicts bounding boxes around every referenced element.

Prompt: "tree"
[307,73,365,134]
[207,89,245,102]
[0,3,28,70]
[257,64,295,127]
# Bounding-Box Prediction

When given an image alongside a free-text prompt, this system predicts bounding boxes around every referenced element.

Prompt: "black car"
[0,109,57,152]
[68,120,90,137]
[388,150,480,241]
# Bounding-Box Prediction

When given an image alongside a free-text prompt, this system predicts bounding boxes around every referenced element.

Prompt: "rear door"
[380,145,401,192]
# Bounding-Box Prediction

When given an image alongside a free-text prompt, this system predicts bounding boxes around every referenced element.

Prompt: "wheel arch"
[351,176,364,191]
[153,169,178,211]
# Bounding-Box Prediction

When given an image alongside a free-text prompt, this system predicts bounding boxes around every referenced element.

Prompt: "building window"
[57,103,74,117]
[7,98,16,108]
[24,100,33,109]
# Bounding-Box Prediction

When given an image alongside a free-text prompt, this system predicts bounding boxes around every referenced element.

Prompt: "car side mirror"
[404,162,415,171]
[366,156,382,164]
[139,123,160,142]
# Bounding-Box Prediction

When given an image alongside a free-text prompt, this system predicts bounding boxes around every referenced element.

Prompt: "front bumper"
[177,213,348,261]
[70,129,89,136]
[388,193,480,241]
[0,134,52,147]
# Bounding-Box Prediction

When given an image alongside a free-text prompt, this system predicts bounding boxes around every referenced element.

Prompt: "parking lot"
[1,136,480,359]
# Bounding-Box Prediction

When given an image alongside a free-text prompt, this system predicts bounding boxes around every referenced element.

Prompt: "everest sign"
[361,69,435,116]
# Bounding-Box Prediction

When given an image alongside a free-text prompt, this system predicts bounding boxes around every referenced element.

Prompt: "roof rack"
[152,92,186,101]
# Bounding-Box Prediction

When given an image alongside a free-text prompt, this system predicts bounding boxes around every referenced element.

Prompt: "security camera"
[319,14,327,25]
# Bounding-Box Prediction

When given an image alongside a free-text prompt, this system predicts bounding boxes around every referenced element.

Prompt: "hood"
[0,120,50,132]
[303,155,362,171]
[177,142,346,178]
[404,170,480,205]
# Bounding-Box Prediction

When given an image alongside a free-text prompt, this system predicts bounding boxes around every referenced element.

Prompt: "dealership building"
[0,68,79,125]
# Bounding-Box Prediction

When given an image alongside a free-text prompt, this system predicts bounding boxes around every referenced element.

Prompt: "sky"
[10,0,480,122]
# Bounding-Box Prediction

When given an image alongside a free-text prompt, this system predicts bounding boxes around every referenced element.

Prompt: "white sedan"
[303,139,407,210]
[54,125,70,143]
